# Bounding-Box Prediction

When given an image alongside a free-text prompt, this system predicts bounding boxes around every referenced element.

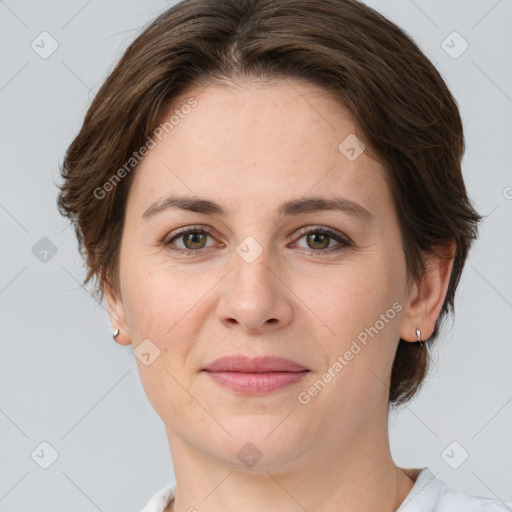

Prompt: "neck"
[164,409,416,512]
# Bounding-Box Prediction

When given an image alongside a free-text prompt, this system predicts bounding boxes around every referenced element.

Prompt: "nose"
[215,248,294,334]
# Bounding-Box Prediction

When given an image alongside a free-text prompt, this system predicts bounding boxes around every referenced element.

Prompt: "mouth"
[201,355,310,394]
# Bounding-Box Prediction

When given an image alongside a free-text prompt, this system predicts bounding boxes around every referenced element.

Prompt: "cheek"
[306,262,395,340]
[304,266,401,428]
[121,253,194,333]
[121,259,218,373]
[120,266,204,424]
[305,258,402,391]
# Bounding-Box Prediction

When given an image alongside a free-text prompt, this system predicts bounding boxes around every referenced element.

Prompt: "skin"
[104,79,455,512]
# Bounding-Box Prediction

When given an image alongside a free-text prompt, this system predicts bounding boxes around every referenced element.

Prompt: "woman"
[56,0,511,510]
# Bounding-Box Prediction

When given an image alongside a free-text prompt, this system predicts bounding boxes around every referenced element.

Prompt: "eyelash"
[164,225,352,256]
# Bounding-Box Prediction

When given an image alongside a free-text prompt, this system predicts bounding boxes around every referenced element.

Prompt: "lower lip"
[203,370,309,394]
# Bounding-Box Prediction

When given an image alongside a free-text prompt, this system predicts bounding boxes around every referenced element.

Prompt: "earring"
[112,328,120,339]
[416,328,424,348]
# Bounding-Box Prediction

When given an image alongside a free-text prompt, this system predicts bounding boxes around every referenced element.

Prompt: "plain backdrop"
[0,0,511,510]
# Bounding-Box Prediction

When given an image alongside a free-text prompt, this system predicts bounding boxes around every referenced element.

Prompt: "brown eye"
[181,231,208,250]
[165,227,216,254]
[305,232,331,250]
[293,226,352,255]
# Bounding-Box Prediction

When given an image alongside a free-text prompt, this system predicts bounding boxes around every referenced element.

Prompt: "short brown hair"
[57,0,483,408]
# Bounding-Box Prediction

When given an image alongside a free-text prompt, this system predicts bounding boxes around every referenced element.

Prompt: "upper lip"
[202,355,309,373]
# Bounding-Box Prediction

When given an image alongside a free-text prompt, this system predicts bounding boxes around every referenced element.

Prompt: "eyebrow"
[142,194,372,221]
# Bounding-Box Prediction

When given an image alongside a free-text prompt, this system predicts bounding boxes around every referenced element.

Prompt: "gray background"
[1,0,511,510]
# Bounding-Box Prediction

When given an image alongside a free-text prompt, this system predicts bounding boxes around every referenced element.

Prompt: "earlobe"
[399,240,456,342]
[104,282,131,346]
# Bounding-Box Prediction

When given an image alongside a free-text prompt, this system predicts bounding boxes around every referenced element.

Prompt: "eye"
[164,227,218,255]
[292,226,352,255]
[164,225,352,256]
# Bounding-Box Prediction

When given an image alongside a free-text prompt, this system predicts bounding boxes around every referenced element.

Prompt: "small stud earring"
[416,328,424,348]
[112,328,120,339]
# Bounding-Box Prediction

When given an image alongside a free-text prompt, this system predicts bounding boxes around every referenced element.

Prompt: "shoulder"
[400,467,512,512]
[436,487,512,511]
[138,481,176,512]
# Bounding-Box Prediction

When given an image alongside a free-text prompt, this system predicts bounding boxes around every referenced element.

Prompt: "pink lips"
[202,356,309,394]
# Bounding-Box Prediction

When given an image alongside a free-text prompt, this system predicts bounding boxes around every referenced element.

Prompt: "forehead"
[127,79,389,217]
[170,79,357,152]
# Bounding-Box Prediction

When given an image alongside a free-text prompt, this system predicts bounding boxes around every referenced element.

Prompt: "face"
[105,79,446,471]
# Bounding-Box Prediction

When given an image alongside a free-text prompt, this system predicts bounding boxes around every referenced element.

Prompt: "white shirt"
[139,467,512,511]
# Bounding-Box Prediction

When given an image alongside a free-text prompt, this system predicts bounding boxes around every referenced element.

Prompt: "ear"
[399,240,456,342]
[103,280,132,346]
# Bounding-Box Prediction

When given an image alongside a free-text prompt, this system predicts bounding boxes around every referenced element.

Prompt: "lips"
[202,355,308,373]
[201,356,309,394]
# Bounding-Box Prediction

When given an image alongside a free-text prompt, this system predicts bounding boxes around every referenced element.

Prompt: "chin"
[200,416,311,472]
